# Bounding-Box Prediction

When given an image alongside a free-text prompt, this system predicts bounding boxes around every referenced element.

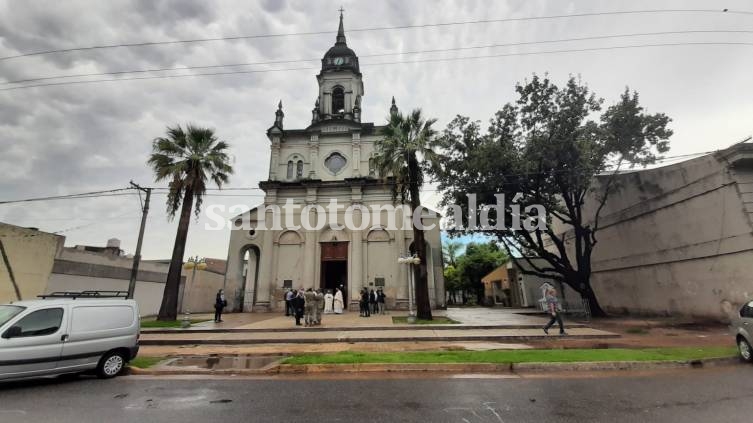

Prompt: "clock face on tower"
[333,57,344,65]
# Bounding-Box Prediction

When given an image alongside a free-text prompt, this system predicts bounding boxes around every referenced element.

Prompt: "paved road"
[1,367,752,422]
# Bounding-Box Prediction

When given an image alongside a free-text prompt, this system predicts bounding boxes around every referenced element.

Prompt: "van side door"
[0,306,67,380]
[57,303,138,372]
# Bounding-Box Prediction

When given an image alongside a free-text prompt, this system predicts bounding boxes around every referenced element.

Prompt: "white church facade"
[224,14,445,312]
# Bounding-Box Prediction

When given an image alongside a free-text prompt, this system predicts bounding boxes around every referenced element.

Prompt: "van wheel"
[738,338,753,363]
[97,351,126,378]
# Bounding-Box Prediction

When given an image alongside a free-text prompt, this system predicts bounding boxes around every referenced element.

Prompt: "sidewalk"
[139,307,617,347]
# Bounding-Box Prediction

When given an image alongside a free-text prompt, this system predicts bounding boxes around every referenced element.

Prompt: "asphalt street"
[1,366,752,422]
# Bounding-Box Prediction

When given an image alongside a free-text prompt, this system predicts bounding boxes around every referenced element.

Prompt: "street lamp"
[398,254,421,323]
[181,256,207,327]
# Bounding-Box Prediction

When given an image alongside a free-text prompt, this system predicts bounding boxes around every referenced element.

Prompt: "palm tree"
[374,108,438,320]
[442,240,462,268]
[148,124,233,320]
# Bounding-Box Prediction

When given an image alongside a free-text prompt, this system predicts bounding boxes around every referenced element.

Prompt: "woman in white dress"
[333,288,344,314]
[324,290,334,314]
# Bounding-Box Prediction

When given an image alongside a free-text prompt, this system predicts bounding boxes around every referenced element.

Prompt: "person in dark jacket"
[214,289,227,322]
[370,289,378,314]
[361,289,371,317]
[291,289,305,326]
[377,289,386,315]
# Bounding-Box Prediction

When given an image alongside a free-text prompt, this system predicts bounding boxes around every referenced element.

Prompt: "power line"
[53,209,139,234]
[3,41,753,92]
[4,29,752,86]
[0,188,133,205]
[0,8,748,62]
[0,151,720,206]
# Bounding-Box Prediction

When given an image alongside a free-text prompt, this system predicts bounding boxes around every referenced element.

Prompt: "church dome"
[321,12,360,74]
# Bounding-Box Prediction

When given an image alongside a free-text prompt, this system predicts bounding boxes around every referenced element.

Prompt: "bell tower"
[312,10,364,124]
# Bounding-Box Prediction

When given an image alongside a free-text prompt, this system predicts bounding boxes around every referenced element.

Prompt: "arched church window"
[368,157,375,176]
[296,160,304,178]
[324,152,347,175]
[332,86,345,114]
[286,161,294,179]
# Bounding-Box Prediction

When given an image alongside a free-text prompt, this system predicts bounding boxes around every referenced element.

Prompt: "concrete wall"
[179,269,225,314]
[552,146,753,321]
[46,274,165,316]
[0,224,63,303]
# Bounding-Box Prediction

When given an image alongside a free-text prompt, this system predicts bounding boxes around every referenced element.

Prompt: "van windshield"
[0,305,25,327]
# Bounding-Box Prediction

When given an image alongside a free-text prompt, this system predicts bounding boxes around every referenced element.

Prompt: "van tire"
[97,350,126,379]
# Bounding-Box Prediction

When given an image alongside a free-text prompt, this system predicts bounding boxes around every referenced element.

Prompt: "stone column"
[350,207,363,293]
[256,219,274,311]
[269,137,280,181]
[396,212,408,303]
[243,249,259,312]
[308,134,319,179]
[303,206,317,290]
[351,132,361,177]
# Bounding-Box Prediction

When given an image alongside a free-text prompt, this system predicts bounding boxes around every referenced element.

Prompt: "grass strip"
[129,356,165,369]
[140,319,210,328]
[392,316,460,325]
[281,347,737,365]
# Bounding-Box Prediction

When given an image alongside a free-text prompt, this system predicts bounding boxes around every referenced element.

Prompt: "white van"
[0,291,140,381]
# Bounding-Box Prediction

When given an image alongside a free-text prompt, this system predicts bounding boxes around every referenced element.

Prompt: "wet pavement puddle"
[164,356,283,370]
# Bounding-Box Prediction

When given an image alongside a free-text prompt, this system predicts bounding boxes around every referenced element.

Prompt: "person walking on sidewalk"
[543,287,567,336]
[214,289,227,323]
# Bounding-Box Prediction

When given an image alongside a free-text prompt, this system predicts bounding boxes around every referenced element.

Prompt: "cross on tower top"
[338,6,344,15]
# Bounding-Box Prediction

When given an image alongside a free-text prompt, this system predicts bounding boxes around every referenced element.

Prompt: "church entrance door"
[320,241,348,308]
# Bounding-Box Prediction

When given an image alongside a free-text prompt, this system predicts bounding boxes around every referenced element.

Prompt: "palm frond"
[148,124,233,220]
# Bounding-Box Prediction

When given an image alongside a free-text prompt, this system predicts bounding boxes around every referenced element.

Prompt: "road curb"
[127,356,740,376]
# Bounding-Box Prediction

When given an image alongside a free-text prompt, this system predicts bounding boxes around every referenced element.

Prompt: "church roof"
[321,12,360,74]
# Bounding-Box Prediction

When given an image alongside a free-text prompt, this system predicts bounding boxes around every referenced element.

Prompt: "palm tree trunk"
[408,157,433,320]
[157,189,194,320]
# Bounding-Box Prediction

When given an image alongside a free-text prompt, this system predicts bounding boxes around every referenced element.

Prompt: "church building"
[224,13,445,312]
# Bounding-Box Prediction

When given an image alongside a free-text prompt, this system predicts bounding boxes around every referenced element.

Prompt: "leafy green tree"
[148,124,233,320]
[443,264,461,304]
[374,109,438,320]
[432,75,672,317]
[455,241,507,305]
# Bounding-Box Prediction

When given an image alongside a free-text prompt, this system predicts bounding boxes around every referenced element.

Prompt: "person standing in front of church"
[377,289,386,315]
[324,290,334,314]
[303,288,316,327]
[292,289,304,326]
[334,288,344,314]
[369,289,378,315]
[314,289,324,325]
[285,289,294,317]
[361,289,371,317]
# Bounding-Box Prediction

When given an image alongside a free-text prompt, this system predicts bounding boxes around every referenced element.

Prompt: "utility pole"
[128,181,152,299]
[0,238,21,301]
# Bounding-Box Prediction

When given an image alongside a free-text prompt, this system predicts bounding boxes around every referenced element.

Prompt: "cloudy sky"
[0,0,751,260]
